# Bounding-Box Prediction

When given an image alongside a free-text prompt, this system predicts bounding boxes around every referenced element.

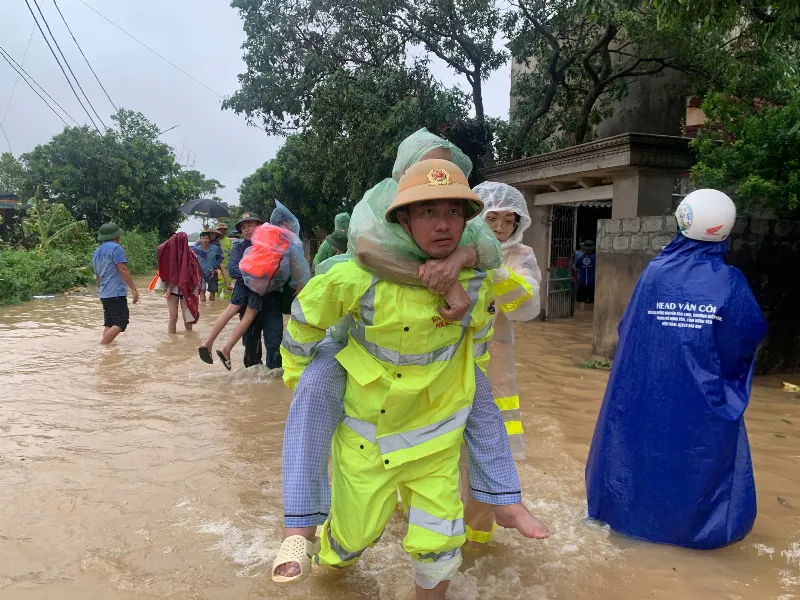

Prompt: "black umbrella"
[179,198,230,228]
[179,198,230,219]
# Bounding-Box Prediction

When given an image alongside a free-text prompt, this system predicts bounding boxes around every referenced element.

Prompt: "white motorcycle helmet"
[675,189,737,242]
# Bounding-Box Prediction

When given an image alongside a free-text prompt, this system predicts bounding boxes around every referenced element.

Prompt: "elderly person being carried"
[273,130,548,595]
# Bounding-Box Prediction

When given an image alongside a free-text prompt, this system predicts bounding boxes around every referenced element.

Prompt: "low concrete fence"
[593,217,800,374]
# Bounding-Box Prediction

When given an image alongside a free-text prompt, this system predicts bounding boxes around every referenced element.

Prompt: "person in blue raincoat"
[585,189,767,550]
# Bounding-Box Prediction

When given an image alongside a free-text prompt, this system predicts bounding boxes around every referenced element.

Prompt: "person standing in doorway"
[575,240,596,310]
[92,222,139,345]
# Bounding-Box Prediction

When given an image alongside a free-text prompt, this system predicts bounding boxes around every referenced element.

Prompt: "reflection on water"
[0,282,798,599]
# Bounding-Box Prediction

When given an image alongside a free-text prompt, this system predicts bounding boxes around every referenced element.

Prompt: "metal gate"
[546,205,577,320]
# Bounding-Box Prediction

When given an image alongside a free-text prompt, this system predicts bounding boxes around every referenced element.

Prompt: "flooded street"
[1,281,799,600]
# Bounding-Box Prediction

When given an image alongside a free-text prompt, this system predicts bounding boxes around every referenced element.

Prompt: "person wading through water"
[275,159,548,599]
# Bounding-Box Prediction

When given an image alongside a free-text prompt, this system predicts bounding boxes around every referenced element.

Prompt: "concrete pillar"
[521,189,549,319]
[612,168,676,219]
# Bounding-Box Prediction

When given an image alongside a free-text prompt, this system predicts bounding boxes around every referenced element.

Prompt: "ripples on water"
[0,283,798,599]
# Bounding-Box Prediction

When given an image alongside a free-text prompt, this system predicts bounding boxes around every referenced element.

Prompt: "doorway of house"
[575,203,612,249]
[545,202,612,320]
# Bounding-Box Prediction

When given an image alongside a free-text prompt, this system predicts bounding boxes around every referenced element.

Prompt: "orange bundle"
[240,223,300,295]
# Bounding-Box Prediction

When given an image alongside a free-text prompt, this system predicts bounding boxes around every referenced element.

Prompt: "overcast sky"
[2,0,510,232]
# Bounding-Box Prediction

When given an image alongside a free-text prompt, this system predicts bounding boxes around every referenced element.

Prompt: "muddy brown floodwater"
[1,279,799,600]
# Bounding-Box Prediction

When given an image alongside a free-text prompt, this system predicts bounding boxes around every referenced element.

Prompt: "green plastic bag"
[348,129,501,282]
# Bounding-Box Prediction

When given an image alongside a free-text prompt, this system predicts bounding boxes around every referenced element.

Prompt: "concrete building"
[0,191,24,241]
[498,59,696,319]
[482,133,692,319]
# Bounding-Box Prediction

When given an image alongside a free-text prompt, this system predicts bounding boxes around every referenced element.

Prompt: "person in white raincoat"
[459,181,542,544]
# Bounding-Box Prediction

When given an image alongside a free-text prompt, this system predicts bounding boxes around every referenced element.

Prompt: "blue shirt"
[576,251,596,286]
[191,242,223,277]
[92,241,128,299]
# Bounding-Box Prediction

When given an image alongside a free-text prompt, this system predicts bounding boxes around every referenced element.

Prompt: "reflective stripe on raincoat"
[476,182,542,460]
[281,259,494,469]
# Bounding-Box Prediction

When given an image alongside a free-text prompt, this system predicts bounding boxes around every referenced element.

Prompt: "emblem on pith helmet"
[427,168,451,186]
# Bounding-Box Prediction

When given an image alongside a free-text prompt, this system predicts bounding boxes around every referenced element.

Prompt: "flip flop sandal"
[271,535,320,584]
[198,346,213,364]
[216,350,232,371]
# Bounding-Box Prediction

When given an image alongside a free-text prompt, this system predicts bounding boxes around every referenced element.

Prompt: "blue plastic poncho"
[240,203,310,295]
[585,233,767,549]
[270,200,301,237]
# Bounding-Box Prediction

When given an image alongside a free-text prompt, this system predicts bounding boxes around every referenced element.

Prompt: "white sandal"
[271,535,321,584]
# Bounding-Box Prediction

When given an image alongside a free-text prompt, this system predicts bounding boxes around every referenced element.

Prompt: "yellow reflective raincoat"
[282,260,494,467]
[281,259,494,581]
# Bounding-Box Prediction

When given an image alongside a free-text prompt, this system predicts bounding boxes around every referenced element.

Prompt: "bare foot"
[494,503,550,539]
[274,527,316,578]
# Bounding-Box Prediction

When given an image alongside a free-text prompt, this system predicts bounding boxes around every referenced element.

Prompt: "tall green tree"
[21,109,221,238]
[691,92,800,217]
[0,152,24,193]
[237,64,472,232]
[225,0,505,148]
[502,0,795,157]
[650,0,800,41]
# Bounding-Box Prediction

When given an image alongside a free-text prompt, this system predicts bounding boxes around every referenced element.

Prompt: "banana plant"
[23,185,89,251]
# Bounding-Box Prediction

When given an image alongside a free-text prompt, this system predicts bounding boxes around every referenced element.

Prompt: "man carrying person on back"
[92,222,139,345]
[277,159,546,598]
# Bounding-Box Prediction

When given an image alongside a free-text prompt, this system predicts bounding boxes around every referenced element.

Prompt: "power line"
[22,0,99,131]
[76,0,224,98]
[2,28,35,127]
[0,47,71,126]
[0,123,12,153]
[0,46,78,124]
[50,0,117,111]
[28,0,107,129]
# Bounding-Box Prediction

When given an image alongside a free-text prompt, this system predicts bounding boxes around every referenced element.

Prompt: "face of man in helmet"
[240,221,259,240]
[396,200,466,259]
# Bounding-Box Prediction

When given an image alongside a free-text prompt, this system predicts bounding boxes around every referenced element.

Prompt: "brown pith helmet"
[385,159,482,223]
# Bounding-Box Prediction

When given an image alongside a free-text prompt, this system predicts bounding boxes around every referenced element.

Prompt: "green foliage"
[20,108,221,238]
[0,152,24,193]
[585,358,612,370]
[649,0,800,44]
[237,64,477,233]
[22,187,92,251]
[503,0,798,157]
[691,92,800,217]
[226,0,505,132]
[120,230,159,275]
[0,248,94,306]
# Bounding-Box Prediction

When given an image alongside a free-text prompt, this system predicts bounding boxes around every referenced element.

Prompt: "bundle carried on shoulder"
[239,223,307,296]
